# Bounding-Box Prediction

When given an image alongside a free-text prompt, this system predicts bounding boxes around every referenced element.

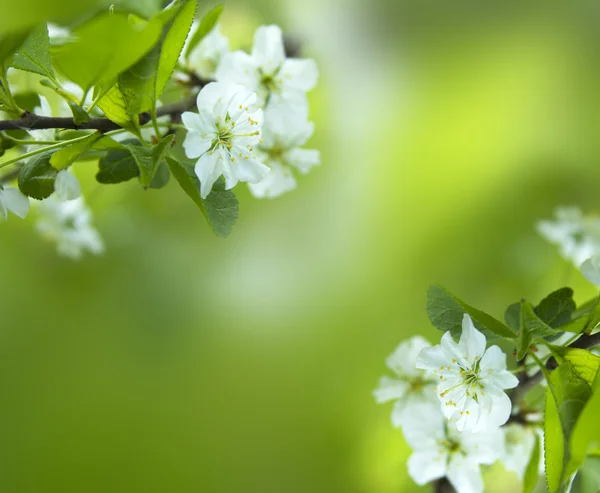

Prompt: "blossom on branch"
[403,404,503,493]
[184,24,229,80]
[181,82,269,199]
[416,314,519,432]
[373,335,438,427]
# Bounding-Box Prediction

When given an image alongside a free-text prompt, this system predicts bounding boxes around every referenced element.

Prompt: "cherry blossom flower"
[0,186,29,220]
[416,314,519,432]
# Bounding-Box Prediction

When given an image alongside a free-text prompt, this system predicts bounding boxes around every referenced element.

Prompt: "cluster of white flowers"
[537,206,600,267]
[180,23,320,199]
[374,315,540,493]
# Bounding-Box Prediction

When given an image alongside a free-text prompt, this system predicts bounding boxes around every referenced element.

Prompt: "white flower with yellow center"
[184,23,229,80]
[403,404,503,493]
[216,25,318,112]
[416,314,519,432]
[181,82,269,199]
[0,185,29,220]
[373,336,438,427]
[249,109,319,199]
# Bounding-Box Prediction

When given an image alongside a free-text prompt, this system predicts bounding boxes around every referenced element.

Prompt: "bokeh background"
[2,1,600,492]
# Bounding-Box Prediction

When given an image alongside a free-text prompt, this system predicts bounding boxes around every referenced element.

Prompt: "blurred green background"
[3,1,600,492]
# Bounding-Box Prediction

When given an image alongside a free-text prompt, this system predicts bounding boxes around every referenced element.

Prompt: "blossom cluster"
[374,315,538,493]
[179,23,320,199]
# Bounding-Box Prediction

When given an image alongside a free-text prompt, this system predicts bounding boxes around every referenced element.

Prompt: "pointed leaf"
[535,288,576,329]
[96,147,139,185]
[185,5,223,57]
[11,24,56,82]
[524,434,541,493]
[570,456,600,493]
[95,83,141,137]
[517,301,557,360]
[125,134,174,188]
[50,133,102,170]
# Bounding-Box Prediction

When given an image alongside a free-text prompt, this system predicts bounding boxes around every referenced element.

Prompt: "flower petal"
[372,376,407,404]
[194,151,221,199]
[386,336,432,378]
[54,170,81,201]
[458,314,487,362]
[216,52,259,91]
[447,457,484,493]
[407,450,447,485]
[474,389,512,432]
[285,148,320,175]
[2,188,30,218]
[279,58,319,92]
[252,25,285,73]
[416,345,447,371]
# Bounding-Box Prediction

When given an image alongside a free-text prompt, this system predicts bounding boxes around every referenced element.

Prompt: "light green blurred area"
[2,1,600,492]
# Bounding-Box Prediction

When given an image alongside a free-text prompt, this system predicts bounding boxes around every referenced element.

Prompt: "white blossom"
[54,169,81,201]
[216,25,318,112]
[184,23,229,80]
[416,314,519,432]
[35,196,104,260]
[537,207,600,267]
[0,186,30,220]
[373,336,438,427]
[249,109,319,199]
[500,424,537,480]
[181,82,268,198]
[403,404,503,493]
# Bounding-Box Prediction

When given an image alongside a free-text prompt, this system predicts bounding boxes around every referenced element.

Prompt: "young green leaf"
[550,346,600,386]
[524,434,541,493]
[50,133,101,170]
[426,285,516,341]
[568,375,600,476]
[166,157,238,237]
[66,101,90,126]
[11,24,56,83]
[185,5,224,57]
[149,162,170,189]
[517,301,557,360]
[125,134,174,188]
[18,151,58,199]
[535,288,576,329]
[118,44,162,114]
[544,363,594,491]
[570,456,600,493]
[0,31,29,67]
[52,13,162,91]
[94,83,141,138]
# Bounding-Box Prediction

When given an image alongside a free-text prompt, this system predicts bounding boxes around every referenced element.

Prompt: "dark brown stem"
[433,478,456,493]
[0,92,199,133]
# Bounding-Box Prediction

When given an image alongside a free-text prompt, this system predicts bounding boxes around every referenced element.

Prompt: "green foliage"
[115,0,164,17]
[535,288,576,329]
[119,0,197,113]
[166,157,238,237]
[524,434,541,493]
[96,147,139,184]
[11,24,57,83]
[550,347,600,386]
[17,151,58,199]
[53,13,163,91]
[570,456,600,493]
[563,296,600,335]
[517,301,556,360]
[569,376,600,479]
[149,163,170,189]
[94,83,141,137]
[124,134,174,188]
[66,101,90,126]
[185,5,224,57]
[426,285,516,341]
[544,363,594,492]
[0,31,29,67]
[504,302,521,332]
[50,133,102,170]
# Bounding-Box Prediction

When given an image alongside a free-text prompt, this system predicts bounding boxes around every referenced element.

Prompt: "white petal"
[386,336,432,378]
[279,58,319,92]
[474,389,512,431]
[401,404,446,449]
[440,330,470,368]
[181,111,205,133]
[54,170,81,201]
[248,161,296,199]
[581,254,600,285]
[285,148,320,174]
[407,450,447,485]
[216,52,260,91]
[372,376,408,404]
[196,82,229,113]
[183,130,212,159]
[194,151,221,199]
[232,155,270,185]
[487,370,519,390]
[447,458,484,493]
[416,345,447,370]
[252,25,285,73]
[2,188,30,218]
[479,345,509,373]
[458,314,486,362]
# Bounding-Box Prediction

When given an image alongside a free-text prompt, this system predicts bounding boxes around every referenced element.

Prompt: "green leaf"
[524,434,541,493]
[11,24,56,82]
[545,363,594,491]
[535,288,576,329]
[18,151,58,199]
[125,134,174,188]
[550,347,600,386]
[114,0,163,17]
[564,296,600,335]
[149,162,170,189]
[569,375,600,476]
[570,456,600,493]
[505,302,521,332]
[166,157,238,237]
[96,147,139,185]
[426,285,516,341]
[517,301,557,360]
[185,5,224,58]
[66,101,89,126]
[95,83,141,137]
[119,0,197,113]
[52,13,162,91]
[49,133,101,171]
[0,31,29,67]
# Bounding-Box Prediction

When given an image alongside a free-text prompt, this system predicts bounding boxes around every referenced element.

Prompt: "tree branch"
[433,478,456,493]
[0,91,199,133]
